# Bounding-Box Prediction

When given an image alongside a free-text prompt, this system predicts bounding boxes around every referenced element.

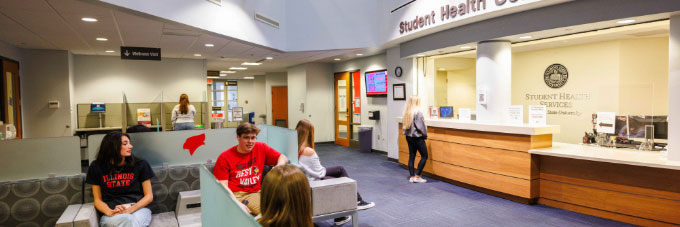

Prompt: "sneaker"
[357,201,375,210]
[409,177,414,183]
[413,177,427,183]
[334,216,352,226]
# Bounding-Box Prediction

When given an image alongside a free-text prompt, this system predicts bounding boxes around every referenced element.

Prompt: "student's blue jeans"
[99,207,151,227]
[174,122,194,130]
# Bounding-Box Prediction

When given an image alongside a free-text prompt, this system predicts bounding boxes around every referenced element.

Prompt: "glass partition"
[200,165,260,227]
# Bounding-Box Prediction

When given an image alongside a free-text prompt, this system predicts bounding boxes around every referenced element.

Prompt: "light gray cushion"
[56,204,82,227]
[74,203,98,227]
[309,177,357,216]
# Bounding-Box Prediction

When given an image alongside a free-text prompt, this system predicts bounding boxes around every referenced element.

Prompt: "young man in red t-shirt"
[213,123,288,215]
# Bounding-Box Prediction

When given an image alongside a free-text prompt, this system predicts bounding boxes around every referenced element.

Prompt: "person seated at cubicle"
[171,93,196,130]
[258,165,313,227]
[86,131,155,227]
[295,119,375,226]
[213,123,289,215]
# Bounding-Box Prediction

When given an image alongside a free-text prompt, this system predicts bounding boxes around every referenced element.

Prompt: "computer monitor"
[91,103,106,113]
[627,115,667,139]
[440,106,453,118]
[614,116,628,137]
[652,115,668,139]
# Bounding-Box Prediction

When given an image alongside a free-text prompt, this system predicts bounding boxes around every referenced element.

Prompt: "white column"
[668,15,680,161]
[476,40,512,124]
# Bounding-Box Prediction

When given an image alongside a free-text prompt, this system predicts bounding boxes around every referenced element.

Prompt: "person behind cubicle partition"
[258,165,313,227]
[402,96,428,183]
[86,131,155,227]
[295,119,375,225]
[171,93,196,130]
[213,123,289,215]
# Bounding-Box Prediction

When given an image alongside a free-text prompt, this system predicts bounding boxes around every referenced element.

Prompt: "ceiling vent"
[255,13,280,29]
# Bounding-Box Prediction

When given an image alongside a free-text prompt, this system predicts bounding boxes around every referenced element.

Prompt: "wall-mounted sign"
[544,64,568,88]
[120,46,161,61]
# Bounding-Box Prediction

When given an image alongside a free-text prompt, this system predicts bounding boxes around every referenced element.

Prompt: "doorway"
[334,72,350,146]
[1,58,22,138]
[271,86,288,128]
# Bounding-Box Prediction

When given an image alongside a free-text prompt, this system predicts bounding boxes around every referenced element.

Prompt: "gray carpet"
[312,143,636,227]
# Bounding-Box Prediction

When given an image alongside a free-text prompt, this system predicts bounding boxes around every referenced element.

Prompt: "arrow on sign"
[124,50,130,56]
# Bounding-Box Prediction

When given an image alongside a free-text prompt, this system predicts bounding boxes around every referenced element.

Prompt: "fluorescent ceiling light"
[194,54,202,57]
[105,50,115,53]
[204,43,214,47]
[519,36,532,39]
[356,54,363,56]
[96,37,108,41]
[207,76,219,79]
[219,74,227,77]
[220,71,236,73]
[417,54,425,57]
[334,58,341,61]
[460,46,472,49]
[266,57,273,60]
[81,17,97,22]
[438,68,446,71]
[617,19,636,24]
[243,76,255,79]
[242,62,262,66]
[230,67,247,70]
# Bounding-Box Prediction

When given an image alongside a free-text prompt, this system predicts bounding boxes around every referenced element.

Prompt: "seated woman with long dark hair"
[86,131,155,227]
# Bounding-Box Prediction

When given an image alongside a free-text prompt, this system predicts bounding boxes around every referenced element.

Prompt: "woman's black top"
[86,159,155,210]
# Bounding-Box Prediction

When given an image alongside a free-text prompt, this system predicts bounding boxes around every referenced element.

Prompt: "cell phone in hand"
[242,200,249,206]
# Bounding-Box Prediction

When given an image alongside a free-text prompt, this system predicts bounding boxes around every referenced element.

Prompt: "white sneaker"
[409,177,415,183]
[334,215,352,226]
[357,201,375,210]
[413,177,427,183]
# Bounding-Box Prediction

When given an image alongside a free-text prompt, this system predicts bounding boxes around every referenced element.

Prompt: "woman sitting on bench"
[86,131,155,227]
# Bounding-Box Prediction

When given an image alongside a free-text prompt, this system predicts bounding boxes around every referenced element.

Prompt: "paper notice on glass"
[353,113,361,124]
[137,108,151,127]
[233,107,243,121]
[505,105,523,126]
[596,112,616,134]
[528,105,547,126]
[459,108,471,121]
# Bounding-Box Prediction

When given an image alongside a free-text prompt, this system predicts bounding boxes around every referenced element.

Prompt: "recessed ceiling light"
[334,58,341,61]
[229,67,247,70]
[105,50,115,53]
[242,62,262,66]
[417,54,425,57]
[356,54,363,56]
[96,37,108,41]
[438,68,446,71]
[460,46,471,49]
[194,54,202,57]
[81,17,97,22]
[617,19,635,24]
[219,74,227,77]
[266,57,273,60]
[519,36,532,39]
[220,71,236,73]
[243,76,255,79]
[204,43,214,47]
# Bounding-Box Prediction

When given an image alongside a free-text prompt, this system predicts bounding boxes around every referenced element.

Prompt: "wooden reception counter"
[396,118,559,202]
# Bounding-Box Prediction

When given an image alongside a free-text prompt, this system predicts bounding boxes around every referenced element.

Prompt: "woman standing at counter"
[171,94,196,130]
[402,96,428,183]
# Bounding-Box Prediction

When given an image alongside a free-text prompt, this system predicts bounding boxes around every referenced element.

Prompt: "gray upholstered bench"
[310,177,358,227]
[56,203,179,227]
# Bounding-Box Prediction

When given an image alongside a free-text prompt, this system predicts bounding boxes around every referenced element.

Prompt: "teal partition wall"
[200,165,260,227]
[0,136,81,181]
[258,124,299,165]
[87,125,298,167]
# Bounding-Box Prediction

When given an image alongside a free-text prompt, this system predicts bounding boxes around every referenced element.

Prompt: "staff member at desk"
[213,123,289,215]
[171,94,196,130]
[402,96,428,183]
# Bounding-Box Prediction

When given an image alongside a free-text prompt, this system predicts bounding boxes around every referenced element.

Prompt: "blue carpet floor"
[312,143,636,227]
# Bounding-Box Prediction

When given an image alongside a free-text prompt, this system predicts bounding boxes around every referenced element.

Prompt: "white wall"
[73,55,207,104]
[0,40,22,61]
[386,46,415,159]
[21,49,74,138]
[265,72,287,125]
[334,54,388,151]
[236,77,266,125]
[287,65,306,130]
[305,63,334,142]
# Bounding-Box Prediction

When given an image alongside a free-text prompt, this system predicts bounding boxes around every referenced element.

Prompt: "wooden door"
[2,59,21,138]
[271,86,288,128]
[335,72,350,146]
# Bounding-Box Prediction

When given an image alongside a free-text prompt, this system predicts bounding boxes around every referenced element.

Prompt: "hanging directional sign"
[120,46,161,61]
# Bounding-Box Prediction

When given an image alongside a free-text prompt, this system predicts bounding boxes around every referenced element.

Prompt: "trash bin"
[358,125,373,153]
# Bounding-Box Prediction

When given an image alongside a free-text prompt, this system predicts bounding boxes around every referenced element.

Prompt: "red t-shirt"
[213,142,281,193]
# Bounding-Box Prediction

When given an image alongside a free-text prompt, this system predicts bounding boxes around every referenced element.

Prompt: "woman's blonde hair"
[295,120,314,156]
[402,96,421,130]
[179,94,190,114]
[259,165,313,227]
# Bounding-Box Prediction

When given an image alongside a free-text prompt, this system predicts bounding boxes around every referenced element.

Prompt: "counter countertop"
[530,142,680,170]
[75,127,122,132]
[396,117,560,135]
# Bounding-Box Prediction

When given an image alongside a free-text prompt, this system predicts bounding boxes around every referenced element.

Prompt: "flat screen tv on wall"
[365,70,388,97]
